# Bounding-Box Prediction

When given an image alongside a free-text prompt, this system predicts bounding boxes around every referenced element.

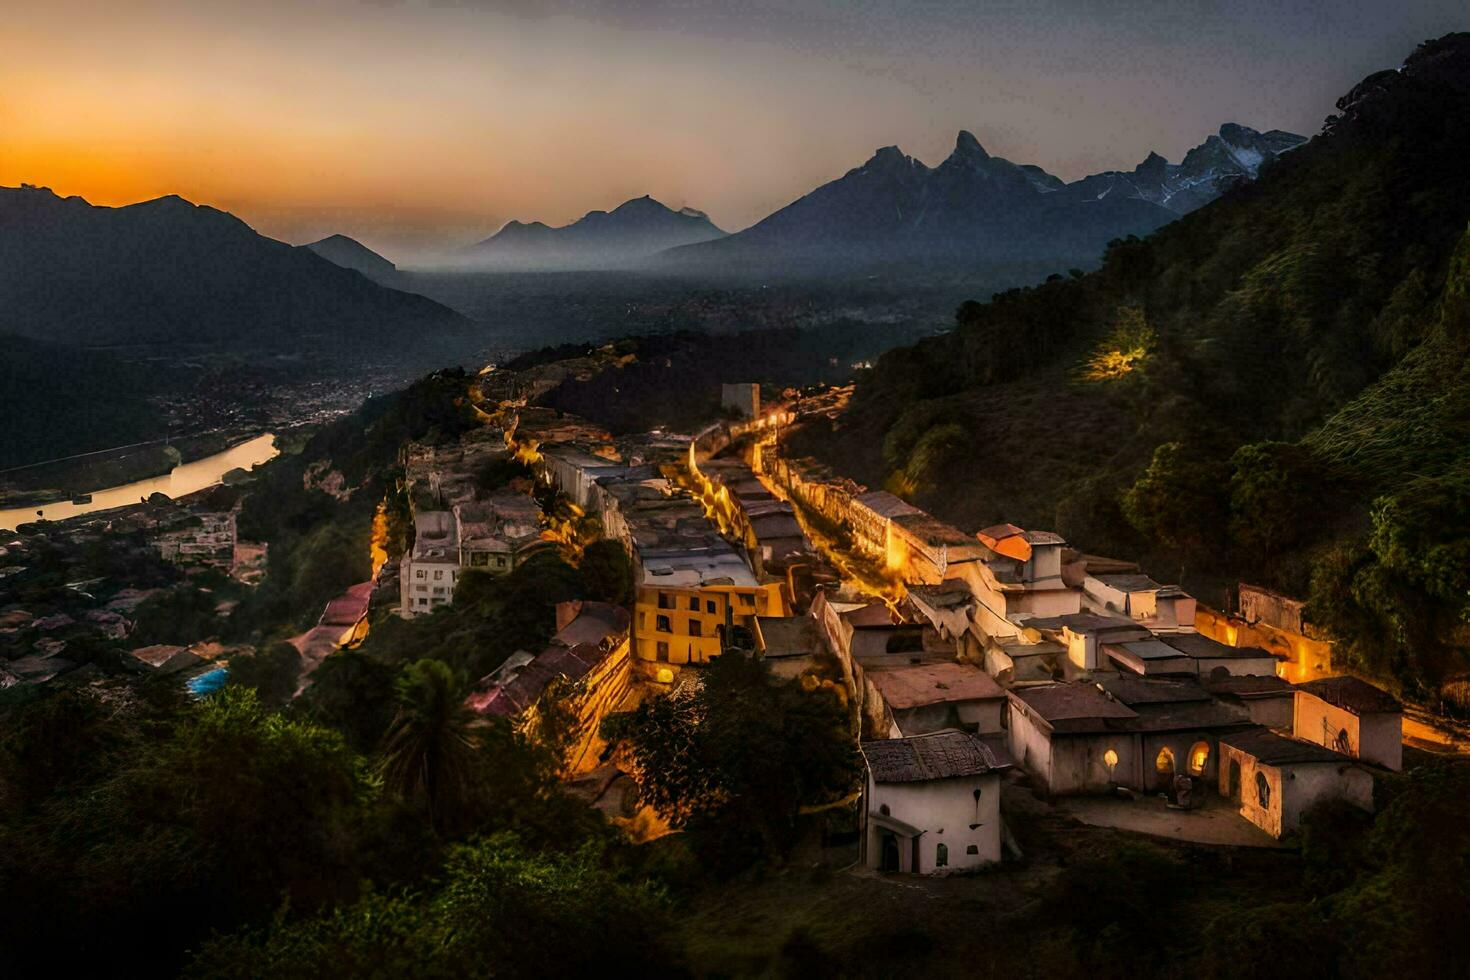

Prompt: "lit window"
[1155,747,1175,774]
[1189,742,1210,776]
[1104,748,1119,770]
[1255,771,1271,808]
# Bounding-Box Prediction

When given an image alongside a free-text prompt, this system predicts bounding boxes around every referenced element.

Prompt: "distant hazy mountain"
[303,233,397,282]
[462,195,726,270]
[662,123,1303,276]
[0,185,469,351]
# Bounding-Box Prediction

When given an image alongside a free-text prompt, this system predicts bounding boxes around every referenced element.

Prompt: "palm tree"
[379,659,479,831]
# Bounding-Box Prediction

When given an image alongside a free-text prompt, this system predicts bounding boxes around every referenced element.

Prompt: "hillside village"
[361,357,1422,867]
[4,346,1469,977]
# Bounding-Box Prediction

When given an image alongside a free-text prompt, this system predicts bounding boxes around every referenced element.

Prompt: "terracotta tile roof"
[863,731,1011,783]
[868,662,1005,710]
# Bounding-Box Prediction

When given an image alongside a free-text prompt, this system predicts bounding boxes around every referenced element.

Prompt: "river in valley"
[0,433,279,529]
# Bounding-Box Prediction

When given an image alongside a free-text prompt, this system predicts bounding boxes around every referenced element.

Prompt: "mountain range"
[0,186,468,351]
[461,195,726,270]
[661,123,1304,276]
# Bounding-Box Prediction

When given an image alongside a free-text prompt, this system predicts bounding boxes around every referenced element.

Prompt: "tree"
[608,652,859,870]
[129,585,225,645]
[1121,441,1231,557]
[579,539,635,606]
[0,687,373,976]
[1228,441,1321,557]
[1309,466,1470,697]
[185,835,680,980]
[379,660,479,832]
[228,641,304,708]
[296,649,402,753]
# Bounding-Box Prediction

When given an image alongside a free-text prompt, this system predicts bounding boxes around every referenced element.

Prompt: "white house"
[1293,676,1403,771]
[1218,727,1375,838]
[862,731,1012,874]
[399,511,461,617]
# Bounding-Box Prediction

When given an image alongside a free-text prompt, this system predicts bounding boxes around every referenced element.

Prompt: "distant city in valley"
[2,8,1469,979]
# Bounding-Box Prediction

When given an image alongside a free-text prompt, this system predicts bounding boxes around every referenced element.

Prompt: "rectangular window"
[433,570,443,581]
[657,593,674,609]
[706,600,716,614]
[689,620,702,637]
[415,570,426,580]
[416,585,427,593]
[655,641,670,662]
[433,587,446,596]
[656,615,671,633]
[496,556,506,567]
[688,596,700,611]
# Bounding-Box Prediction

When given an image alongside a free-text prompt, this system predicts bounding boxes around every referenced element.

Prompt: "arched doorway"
[1154,746,1176,791]
[1188,741,1210,777]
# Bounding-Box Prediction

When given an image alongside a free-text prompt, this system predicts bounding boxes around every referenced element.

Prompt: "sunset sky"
[2,0,1462,260]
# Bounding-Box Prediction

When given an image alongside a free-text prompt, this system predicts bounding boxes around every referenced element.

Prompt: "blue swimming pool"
[187,667,229,696]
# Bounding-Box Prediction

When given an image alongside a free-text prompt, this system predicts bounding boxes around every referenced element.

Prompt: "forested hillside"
[796,34,1470,702]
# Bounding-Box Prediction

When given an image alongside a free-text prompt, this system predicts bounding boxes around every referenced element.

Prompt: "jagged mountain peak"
[1218,121,1260,143]
[661,118,1304,274]
[859,145,925,175]
[952,130,990,161]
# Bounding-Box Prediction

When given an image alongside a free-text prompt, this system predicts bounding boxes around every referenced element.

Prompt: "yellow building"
[635,580,787,676]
